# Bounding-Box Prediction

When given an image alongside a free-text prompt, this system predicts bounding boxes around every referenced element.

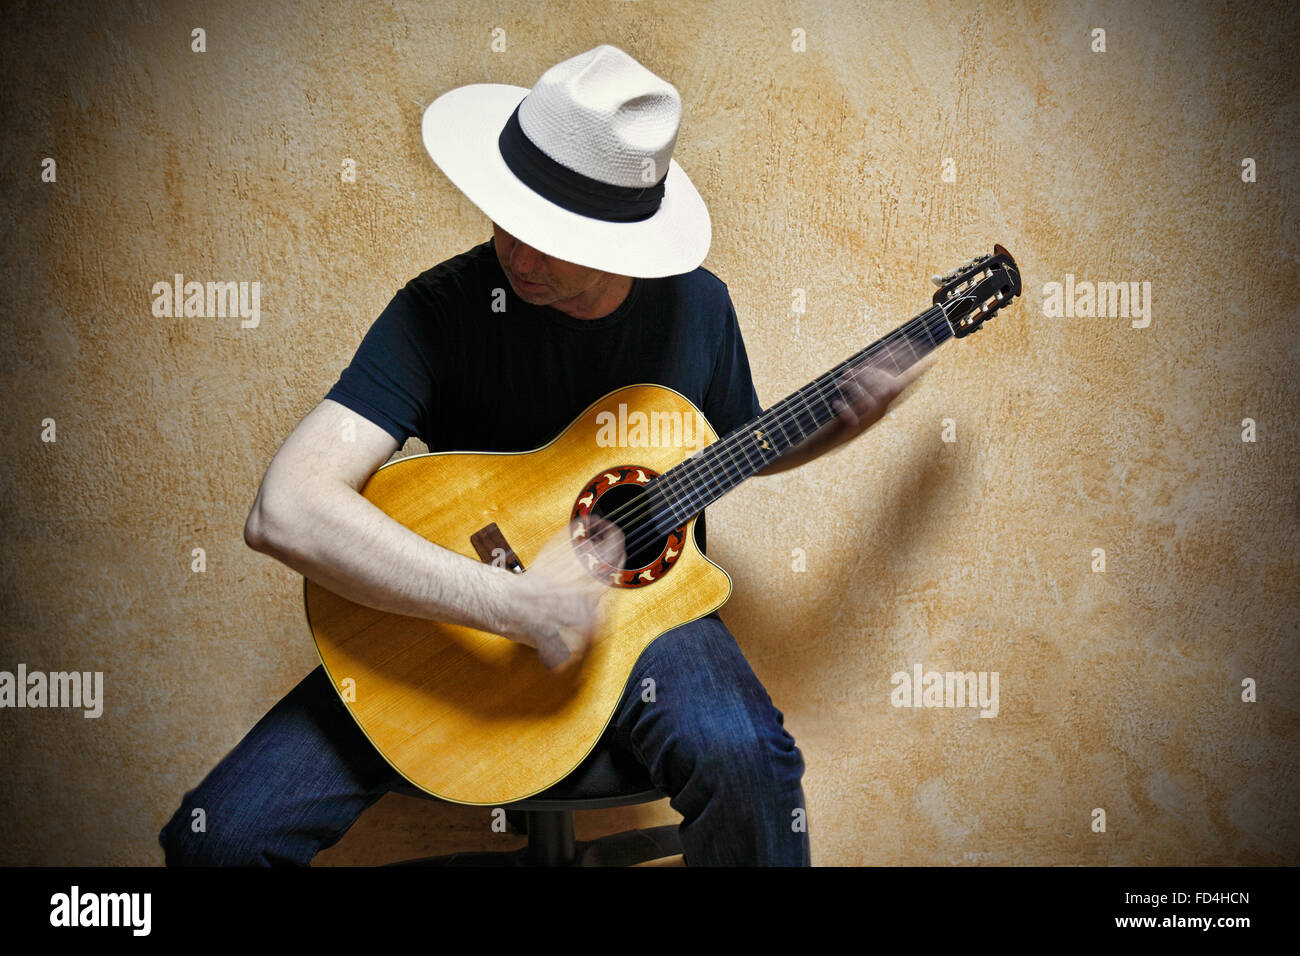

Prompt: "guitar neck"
[650,303,954,528]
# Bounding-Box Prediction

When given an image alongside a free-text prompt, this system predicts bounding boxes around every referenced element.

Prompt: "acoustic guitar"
[304,246,1021,805]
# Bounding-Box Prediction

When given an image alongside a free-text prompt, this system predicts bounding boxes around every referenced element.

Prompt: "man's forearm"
[244,476,518,634]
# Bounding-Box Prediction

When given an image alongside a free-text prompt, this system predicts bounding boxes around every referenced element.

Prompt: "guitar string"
[518,303,956,582]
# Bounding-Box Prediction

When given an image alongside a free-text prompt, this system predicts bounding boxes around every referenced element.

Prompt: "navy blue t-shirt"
[324,237,763,550]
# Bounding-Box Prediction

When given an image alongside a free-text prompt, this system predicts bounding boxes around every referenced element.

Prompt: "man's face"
[490,221,627,315]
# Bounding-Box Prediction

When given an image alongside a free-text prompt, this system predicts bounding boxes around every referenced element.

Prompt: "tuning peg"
[932,251,996,290]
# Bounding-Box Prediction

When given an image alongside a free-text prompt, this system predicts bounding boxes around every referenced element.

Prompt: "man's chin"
[514,282,553,303]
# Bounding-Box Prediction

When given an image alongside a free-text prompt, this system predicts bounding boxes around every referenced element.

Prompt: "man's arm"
[243,399,612,672]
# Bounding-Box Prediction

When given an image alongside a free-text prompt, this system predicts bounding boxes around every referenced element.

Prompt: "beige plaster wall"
[0,0,1295,865]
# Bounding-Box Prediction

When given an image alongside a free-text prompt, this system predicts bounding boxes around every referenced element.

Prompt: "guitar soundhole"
[592,484,667,569]
[570,465,687,589]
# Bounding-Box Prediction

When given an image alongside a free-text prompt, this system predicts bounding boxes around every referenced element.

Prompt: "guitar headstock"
[930,244,1021,337]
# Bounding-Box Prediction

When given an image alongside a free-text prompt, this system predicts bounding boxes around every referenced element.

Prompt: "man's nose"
[508,238,545,274]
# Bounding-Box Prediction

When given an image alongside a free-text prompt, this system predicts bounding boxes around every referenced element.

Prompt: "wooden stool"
[390,739,682,866]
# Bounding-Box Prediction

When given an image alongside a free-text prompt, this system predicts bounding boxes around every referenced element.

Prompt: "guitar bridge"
[470,522,525,573]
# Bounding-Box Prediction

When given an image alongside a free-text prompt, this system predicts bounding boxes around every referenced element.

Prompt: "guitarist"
[159,44,925,867]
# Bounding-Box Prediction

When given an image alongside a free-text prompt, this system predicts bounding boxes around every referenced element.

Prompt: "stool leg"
[525,809,576,865]
[575,824,683,866]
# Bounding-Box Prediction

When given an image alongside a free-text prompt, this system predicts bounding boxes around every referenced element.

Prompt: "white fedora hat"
[421,44,711,278]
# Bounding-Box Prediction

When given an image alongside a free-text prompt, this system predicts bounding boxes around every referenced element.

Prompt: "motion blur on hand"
[504,515,626,673]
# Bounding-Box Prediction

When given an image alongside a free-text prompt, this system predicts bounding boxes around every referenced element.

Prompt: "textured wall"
[0,0,1295,866]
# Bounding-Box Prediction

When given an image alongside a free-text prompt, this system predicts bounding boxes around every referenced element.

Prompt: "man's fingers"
[586,515,626,569]
[539,636,570,671]
[836,367,893,414]
[830,352,939,429]
[896,351,938,389]
[844,353,937,402]
[887,352,938,410]
[541,625,585,672]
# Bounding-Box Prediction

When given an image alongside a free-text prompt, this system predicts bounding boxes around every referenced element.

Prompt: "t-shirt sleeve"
[701,293,763,439]
[323,285,438,446]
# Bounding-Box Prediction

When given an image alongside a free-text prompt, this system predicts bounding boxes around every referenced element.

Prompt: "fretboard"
[644,303,953,533]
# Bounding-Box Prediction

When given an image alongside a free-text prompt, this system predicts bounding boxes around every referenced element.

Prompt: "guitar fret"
[767,402,796,450]
[729,431,761,474]
[809,376,837,420]
[921,312,939,349]
[789,388,819,443]
[758,407,794,459]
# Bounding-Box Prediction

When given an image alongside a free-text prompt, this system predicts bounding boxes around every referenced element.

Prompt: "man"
[159,44,924,866]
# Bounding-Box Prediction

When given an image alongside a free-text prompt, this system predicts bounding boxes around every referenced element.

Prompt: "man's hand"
[496,517,626,673]
[756,353,937,476]
[825,353,936,445]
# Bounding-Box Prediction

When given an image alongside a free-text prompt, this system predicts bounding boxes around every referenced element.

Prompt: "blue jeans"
[159,613,810,866]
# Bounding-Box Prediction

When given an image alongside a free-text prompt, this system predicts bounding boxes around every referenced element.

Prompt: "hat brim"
[422,84,711,278]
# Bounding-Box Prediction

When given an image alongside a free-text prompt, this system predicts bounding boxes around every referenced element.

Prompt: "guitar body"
[304,384,732,806]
